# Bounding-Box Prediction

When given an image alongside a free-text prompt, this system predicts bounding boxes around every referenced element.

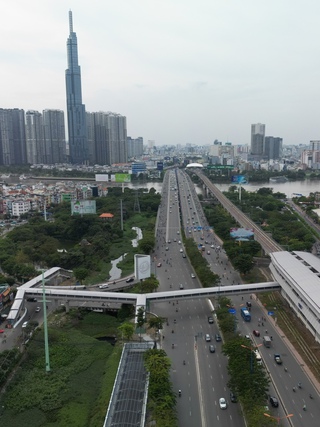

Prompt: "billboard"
[110,173,131,183]
[230,227,254,240]
[207,165,234,169]
[231,175,247,184]
[157,162,164,171]
[134,254,151,280]
[71,200,96,215]
[95,174,109,182]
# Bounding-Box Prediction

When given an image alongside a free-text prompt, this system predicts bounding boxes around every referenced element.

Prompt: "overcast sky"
[1,0,320,146]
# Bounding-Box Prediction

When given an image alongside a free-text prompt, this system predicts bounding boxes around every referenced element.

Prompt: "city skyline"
[1,1,320,146]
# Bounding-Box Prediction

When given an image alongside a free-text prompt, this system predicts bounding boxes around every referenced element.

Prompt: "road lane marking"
[194,339,207,427]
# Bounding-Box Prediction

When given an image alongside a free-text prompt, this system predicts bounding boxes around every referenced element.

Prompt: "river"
[214,180,320,198]
[4,175,319,198]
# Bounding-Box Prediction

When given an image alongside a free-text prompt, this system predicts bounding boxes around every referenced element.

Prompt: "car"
[230,391,237,403]
[126,277,134,282]
[182,253,186,258]
[269,396,279,408]
[177,231,180,234]
[179,284,184,289]
[22,321,28,328]
[173,238,177,242]
[253,330,260,337]
[215,333,222,342]
[178,240,181,244]
[205,334,211,342]
[207,250,211,255]
[165,247,169,251]
[191,273,196,278]
[274,354,282,365]
[99,284,109,289]
[26,297,37,302]
[0,329,5,333]
[211,244,215,248]
[35,307,41,313]
[245,334,251,340]
[157,262,162,267]
[168,239,171,243]
[209,345,215,353]
[219,397,227,409]
[208,316,214,324]
[179,248,183,253]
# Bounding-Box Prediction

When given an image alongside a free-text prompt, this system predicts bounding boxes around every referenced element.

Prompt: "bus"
[240,307,251,322]
[254,349,262,365]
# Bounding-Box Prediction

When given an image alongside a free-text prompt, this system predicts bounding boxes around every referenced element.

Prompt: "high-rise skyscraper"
[86,111,127,165]
[264,136,283,160]
[43,110,66,164]
[0,109,27,165]
[25,110,44,164]
[65,10,88,164]
[251,123,265,156]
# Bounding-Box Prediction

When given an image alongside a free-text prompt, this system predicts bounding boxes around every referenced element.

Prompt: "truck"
[274,354,282,365]
[263,335,272,348]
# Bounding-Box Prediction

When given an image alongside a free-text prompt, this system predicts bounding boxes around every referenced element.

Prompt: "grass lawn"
[0,311,123,427]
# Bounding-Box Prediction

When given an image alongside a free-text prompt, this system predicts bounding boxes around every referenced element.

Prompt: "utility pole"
[120,199,123,231]
[42,272,51,372]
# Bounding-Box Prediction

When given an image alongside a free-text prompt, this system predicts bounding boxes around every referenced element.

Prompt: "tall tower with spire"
[65,10,88,164]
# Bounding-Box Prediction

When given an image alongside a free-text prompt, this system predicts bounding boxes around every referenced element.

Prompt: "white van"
[205,334,211,342]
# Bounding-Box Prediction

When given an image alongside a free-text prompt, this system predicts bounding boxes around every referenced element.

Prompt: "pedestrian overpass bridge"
[6,267,280,327]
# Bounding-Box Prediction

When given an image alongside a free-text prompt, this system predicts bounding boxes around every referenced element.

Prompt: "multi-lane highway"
[151,168,320,427]
[152,169,246,427]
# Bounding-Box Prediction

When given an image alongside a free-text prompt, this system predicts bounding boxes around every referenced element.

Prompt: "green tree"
[73,267,89,285]
[118,322,135,341]
[148,316,166,333]
[233,254,254,274]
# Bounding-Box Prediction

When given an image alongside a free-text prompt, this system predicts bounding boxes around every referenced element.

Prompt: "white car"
[191,273,196,278]
[219,397,227,409]
[22,321,28,328]
[179,248,183,253]
[99,284,109,289]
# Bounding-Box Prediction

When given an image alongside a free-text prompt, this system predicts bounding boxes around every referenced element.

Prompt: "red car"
[253,330,260,337]
[0,329,5,334]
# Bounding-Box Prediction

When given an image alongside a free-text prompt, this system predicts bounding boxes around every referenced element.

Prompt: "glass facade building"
[65,11,88,164]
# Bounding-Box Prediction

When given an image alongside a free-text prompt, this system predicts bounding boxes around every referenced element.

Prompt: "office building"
[25,110,44,164]
[43,110,66,164]
[310,140,320,151]
[251,123,265,156]
[127,137,143,159]
[87,112,127,165]
[0,109,27,165]
[65,10,88,164]
[264,136,283,160]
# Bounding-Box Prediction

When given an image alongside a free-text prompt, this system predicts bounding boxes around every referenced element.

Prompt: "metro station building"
[270,251,320,344]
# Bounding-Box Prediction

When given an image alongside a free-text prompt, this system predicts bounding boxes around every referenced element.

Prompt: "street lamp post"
[241,343,262,374]
[263,412,293,425]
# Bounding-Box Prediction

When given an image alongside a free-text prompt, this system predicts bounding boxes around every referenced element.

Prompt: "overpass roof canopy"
[186,163,203,168]
[271,251,320,312]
